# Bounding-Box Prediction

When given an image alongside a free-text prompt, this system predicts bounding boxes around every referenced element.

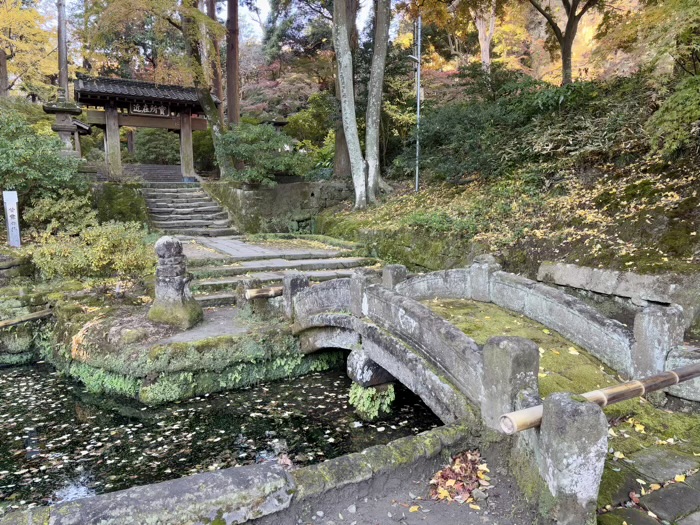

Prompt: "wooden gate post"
[105,106,123,179]
[180,108,195,179]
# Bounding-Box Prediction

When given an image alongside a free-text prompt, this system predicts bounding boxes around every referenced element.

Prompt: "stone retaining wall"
[202,180,353,234]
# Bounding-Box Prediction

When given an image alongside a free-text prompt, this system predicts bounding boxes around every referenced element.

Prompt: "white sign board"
[3,191,20,248]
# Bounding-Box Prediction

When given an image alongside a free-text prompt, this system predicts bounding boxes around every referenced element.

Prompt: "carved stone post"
[148,236,203,329]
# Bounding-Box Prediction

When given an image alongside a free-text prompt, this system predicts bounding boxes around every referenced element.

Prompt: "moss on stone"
[147,299,203,330]
[68,361,140,398]
[348,383,395,421]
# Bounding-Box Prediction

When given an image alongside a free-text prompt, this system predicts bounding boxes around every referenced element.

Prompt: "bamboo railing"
[244,286,284,300]
[500,362,700,435]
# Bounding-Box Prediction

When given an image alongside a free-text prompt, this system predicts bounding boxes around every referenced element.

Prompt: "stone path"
[178,236,376,308]
[600,447,700,524]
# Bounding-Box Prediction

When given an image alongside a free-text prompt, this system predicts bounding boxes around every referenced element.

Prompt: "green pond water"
[0,363,440,515]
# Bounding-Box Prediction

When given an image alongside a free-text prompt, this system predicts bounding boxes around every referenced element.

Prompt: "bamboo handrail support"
[0,309,53,330]
[500,363,700,435]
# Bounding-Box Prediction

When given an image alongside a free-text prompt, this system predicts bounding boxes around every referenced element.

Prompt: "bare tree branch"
[527,0,563,42]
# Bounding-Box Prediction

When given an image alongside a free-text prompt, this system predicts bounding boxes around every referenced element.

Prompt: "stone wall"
[202,180,353,234]
[538,261,700,334]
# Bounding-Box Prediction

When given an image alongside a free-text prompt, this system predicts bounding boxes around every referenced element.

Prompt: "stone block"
[470,257,501,302]
[481,336,539,432]
[639,482,700,523]
[666,346,700,402]
[292,278,351,321]
[350,270,372,318]
[347,347,395,387]
[538,393,607,525]
[588,268,620,295]
[628,448,700,484]
[490,272,535,315]
[632,304,685,378]
[282,272,310,320]
[298,326,360,354]
[382,264,408,290]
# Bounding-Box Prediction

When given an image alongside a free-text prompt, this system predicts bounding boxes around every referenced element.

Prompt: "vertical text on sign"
[3,191,20,248]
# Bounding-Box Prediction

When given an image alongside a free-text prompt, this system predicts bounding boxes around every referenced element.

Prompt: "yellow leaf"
[478,464,490,472]
[445,479,456,487]
[650,484,661,491]
[551,350,560,355]
[636,479,646,485]
[543,329,551,335]
[634,424,645,434]
[438,488,450,500]
[568,347,579,355]
[538,373,547,378]
[608,429,618,437]
[538,347,545,355]
[675,474,686,483]
[409,506,420,513]
[613,451,625,459]
[469,504,481,510]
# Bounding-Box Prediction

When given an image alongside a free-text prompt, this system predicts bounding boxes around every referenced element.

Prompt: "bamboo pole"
[244,286,283,300]
[500,363,700,435]
[0,309,52,329]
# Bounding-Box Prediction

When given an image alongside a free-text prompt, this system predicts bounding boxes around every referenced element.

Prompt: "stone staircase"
[184,238,375,307]
[125,164,186,183]
[144,182,237,237]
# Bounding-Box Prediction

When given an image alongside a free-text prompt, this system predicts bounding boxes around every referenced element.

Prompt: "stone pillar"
[350,269,372,318]
[470,254,501,302]
[148,236,203,329]
[282,272,310,320]
[481,336,539,432]
[632,304,685,378]
[382,265,407,290]
[105,106,123,179]
[538,393,608,525]
[73,131,81,157]
[127,129,135,154]
[180,109,195,180]
[347,348,395,387]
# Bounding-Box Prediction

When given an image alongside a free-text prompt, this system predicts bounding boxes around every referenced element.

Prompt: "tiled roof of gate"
[75,76,219,107]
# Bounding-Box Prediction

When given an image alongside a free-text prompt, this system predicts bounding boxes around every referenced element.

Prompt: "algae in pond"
[0,365,440,515]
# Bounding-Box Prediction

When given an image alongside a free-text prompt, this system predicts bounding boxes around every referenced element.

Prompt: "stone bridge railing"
[282,258,697,524]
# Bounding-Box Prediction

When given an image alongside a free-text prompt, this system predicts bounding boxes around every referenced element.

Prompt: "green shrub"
[300,130,335,180]
[193,130,216,172]
[29,221,154,279]
[24,190,97,235]
[284,92,337,146]
[217,123,312,186]
[0,108,85,205]
[134,129,180,165]
[648,75,700,156]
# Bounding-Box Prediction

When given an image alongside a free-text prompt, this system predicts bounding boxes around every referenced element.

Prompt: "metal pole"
[57,0,69,100]
[414,14,422,193]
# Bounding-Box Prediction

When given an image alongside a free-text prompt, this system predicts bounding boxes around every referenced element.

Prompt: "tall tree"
[470,0,497,71]
[206,0,225,123]
[0,0,55,97]
[226,0,240,125]
[365,0,391,201]
[526,0,601,84]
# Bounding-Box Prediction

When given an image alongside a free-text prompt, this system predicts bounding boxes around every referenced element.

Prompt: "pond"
[0,363,440,515]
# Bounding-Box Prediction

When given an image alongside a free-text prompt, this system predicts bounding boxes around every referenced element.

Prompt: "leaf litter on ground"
[429,450,492,506]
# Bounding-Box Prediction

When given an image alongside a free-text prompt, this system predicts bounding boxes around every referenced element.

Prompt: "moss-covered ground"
[317,156,699,276]
[425,299,700,515]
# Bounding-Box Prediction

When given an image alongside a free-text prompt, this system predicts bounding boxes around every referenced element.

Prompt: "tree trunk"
[333,0,367,209]
[226,0,240,126]
[365,0,391,204]
[471,0,496,72]
[182,0,233,176]
[0,51,8,97]
[333,0,359,180]
[560,29,576,85]
[207,0,225,124]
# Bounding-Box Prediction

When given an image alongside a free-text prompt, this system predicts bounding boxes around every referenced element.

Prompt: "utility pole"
[414,14,422,192]
[57,0,69,100]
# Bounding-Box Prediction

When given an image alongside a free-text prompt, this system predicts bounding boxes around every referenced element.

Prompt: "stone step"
[164,227,238,237]
[142,182,201,189]
[149,205,224,215]
[192,268,360,293]
[143,186,203,193]
[194,292,237,307]
[152,211,229,221]
[155,219,231,229]
[145,193,208,201]
[148,198,213,206]
[192,257,374,279]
